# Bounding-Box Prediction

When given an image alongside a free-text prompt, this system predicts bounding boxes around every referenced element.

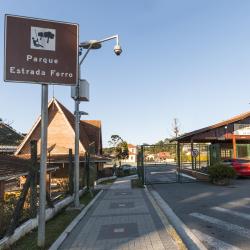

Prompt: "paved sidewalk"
[59,176,179,250]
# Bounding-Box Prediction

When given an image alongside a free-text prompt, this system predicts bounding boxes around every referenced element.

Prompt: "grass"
[131,178,144,188]
[9,189,99,250]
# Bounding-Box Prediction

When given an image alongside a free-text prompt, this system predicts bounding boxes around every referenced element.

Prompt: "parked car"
[223,158,250,176]
[120,164,132,171]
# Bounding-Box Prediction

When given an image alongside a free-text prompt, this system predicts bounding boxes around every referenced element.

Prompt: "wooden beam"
[233,134,237,159]
[191,139,194,170]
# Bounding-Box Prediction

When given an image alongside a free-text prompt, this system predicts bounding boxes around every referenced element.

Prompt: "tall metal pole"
[38,84,48,247]
[73,36,120,207]
[74,65,80,208]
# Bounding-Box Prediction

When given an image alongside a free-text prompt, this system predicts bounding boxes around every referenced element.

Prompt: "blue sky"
[1,0,250,146]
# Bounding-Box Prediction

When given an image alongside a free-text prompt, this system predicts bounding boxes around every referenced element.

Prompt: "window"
[237,144,249,158]
[221,148,232,159]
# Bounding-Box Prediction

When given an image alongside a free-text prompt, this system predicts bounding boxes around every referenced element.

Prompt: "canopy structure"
[173,110,250,162]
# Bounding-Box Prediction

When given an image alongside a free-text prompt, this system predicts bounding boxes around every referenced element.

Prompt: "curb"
[49,190,104,250]
[146,187,207,250]
[144,187,187,250]
[94,176,117,185]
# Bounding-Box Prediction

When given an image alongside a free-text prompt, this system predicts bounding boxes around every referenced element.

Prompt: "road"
[145,164,194,184]
[151,178,250,250]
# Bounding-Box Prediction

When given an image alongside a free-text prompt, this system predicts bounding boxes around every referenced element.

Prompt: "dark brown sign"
[4,15,78,85]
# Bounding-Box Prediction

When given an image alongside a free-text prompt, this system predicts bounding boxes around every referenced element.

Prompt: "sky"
[1,0,250,147]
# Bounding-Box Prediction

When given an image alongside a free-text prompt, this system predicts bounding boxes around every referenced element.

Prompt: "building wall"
[17,105,84,155]
[122,145,137,164]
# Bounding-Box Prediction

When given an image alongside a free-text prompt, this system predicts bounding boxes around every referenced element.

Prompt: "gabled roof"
[0,122,24,146]
[55,99,90,150]
[80,120,102,154]
[174,110,250,142]
[15,98,102,156]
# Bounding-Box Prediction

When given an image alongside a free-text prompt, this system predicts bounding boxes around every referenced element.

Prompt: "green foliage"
[102,147,114,156]
[11,191,99,249]
[0,122,23,146]
[115,141,129,161]
[144,144,176,158]
[0,191,34,239]
[208,163,236,183]
[116,167,137,177]
[108,135,129,166]
[0,200,16,238]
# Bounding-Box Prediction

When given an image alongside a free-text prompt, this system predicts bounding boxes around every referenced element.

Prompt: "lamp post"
[72,35,122,208]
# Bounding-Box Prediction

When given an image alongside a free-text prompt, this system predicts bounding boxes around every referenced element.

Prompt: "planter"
[208,163,236,186]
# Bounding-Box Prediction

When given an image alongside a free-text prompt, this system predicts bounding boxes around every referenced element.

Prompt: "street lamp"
[72,34,122,208]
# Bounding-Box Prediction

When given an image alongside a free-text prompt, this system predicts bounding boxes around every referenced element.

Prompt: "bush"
[116,167,137,177]
[115,168,123,177]
[208,163,236,185]
[0,199,16,238]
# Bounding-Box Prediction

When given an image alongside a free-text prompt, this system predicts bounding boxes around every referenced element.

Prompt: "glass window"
[221,148,232,159]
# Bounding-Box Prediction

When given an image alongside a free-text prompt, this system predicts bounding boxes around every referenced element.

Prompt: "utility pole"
[172,118,180,138]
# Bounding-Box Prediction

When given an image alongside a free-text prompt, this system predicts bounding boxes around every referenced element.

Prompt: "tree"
[172,118,181,138]
[109,135,129,166]
[155,140,164,147]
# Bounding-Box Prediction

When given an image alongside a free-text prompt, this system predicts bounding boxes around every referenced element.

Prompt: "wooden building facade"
[174,111,250,165]
[15,98,109,186]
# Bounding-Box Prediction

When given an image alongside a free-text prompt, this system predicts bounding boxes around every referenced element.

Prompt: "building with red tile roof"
[15,98,103,158]
[14,98,109,184]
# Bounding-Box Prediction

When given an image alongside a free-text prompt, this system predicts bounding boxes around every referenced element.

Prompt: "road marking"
[190,212,250,239]
[223,200,250,209]
[113,228,125,233]
[179,173,196,180]
[150,171,175,175]
[192,229,242,250]
[212,206,250,220]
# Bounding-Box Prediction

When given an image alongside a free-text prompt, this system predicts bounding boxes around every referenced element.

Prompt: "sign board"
[4,15,78,85]
[191,149,199,158]
[234,124,250,136]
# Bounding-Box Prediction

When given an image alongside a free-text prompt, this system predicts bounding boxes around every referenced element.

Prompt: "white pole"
[38,84,48,247]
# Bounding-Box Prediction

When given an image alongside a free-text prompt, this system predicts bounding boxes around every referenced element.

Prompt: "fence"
[0,140,97,240]
[137,143,210,185]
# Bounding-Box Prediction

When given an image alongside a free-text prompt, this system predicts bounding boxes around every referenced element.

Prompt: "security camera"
[114,44,122,56]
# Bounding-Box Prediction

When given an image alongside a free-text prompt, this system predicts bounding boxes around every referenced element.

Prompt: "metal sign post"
[4,14,78,248]
[74,93,80,207]
[38,84,48,247]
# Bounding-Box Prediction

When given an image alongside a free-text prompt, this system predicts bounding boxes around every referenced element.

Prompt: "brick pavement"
[59,176,179,250]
